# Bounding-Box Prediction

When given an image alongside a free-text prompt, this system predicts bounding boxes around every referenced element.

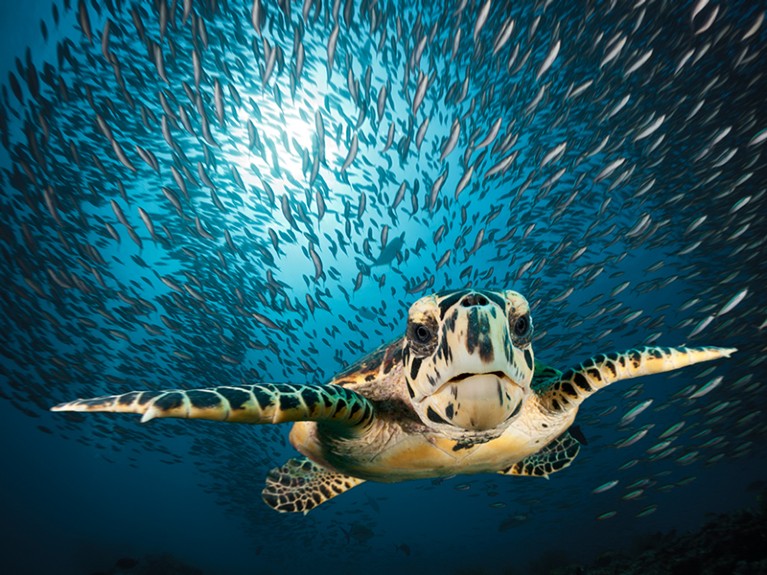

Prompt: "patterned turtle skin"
[52,289,736,514]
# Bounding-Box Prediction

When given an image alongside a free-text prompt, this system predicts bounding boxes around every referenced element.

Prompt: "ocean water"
[0,1,765,574]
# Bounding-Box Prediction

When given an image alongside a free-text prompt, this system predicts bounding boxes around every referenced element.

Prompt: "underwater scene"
[1,0,766,574]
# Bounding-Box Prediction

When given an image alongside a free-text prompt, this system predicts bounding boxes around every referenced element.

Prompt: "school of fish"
[0,0,765,570]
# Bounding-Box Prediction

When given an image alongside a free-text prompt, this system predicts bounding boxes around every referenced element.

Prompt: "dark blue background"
[0,1,765,574]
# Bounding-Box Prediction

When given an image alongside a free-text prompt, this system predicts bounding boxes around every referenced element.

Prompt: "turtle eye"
[514,315,528,336]
[510,313,532,343]
[407,317,439,357]
[414,324,433,344]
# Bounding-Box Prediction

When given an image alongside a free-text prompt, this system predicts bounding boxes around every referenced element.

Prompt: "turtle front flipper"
[537,346,736,414]
[50,383,375,428]
[262,457,365,514]
[500,431,581,478]
[531,360,563,393]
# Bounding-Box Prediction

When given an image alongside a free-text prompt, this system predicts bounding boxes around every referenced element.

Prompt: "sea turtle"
[52,289,735,514]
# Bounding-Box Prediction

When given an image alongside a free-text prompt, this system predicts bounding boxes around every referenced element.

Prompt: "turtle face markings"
[403,290,535,441]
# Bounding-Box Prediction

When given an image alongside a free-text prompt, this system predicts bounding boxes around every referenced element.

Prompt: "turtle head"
[402,289,534,442]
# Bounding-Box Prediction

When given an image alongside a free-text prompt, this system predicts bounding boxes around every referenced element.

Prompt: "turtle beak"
[430,371,526,431]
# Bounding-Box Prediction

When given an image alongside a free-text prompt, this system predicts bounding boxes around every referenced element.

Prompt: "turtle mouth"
[437,371,523,395]
[449,371,512,384]
[426,371,526,431]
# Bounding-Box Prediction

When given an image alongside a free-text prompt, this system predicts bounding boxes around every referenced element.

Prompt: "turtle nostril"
[461,293,489,307]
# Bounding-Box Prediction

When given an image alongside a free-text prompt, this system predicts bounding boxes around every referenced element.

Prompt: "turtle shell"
[332,337,404,387]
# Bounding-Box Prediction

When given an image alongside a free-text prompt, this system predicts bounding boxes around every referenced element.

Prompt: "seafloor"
[90,494,767,575]
[550,498,767,575]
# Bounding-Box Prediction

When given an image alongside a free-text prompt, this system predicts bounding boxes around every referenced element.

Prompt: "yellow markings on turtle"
[50,290,739,514]
[540,346,737,414]
[373,436,461,474]
[262,458,365,514]
[52,383,375,428]
[501,431,581,478]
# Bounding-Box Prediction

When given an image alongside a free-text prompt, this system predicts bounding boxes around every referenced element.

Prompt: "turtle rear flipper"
[500,431,581,478]
[537,346,736,414]
[50,383,375,429]
[262,457,365,514]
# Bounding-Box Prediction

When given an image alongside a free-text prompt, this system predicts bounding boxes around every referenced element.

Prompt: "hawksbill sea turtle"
[51,289,736,514]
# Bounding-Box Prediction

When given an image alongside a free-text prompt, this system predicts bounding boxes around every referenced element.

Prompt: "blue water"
[0,1,765,574]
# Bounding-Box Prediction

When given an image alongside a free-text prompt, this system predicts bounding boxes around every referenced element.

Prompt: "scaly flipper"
[537,346,736,414]
[531,360,562,393]
[50,383,375,428]
[262,457,365,514]
[499,431,581,478]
